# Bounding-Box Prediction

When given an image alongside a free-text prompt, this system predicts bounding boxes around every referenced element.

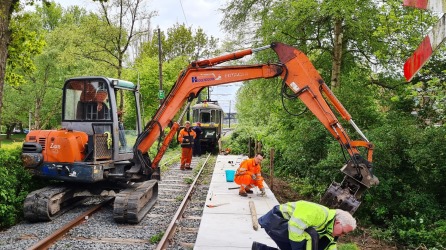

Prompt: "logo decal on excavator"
[225,72,248,78]
[50,143,60,153]
[192,73,221,83]
[290,82,300,92]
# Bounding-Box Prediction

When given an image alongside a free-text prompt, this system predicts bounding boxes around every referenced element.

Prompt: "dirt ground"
[262,175,400,250]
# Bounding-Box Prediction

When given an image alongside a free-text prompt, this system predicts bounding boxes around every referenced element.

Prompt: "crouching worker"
[252,200,357,250]
[234,153,265,197]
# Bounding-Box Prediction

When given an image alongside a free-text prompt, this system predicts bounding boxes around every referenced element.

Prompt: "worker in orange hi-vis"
[178,121,196,170]
[235,153,265,197]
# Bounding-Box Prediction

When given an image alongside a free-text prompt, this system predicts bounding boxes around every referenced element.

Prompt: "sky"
[54,0,238,113]
[55,0,227,40]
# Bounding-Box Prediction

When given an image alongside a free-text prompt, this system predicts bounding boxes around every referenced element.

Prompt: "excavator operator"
[235,153,265,197]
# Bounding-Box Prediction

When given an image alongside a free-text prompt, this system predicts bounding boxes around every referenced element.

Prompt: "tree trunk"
[0,0,17,147]
[34,97,42,129]
[331,18,343,89]
[6,122,17,139]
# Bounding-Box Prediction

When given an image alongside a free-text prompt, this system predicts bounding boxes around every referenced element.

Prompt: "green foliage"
[230,64,445,248]
[6,10,45,86]
[149,232,164,244]
[184,177,193,184]
[389,218,446,249]
[338,243,360,250]
[352,111,445,248]
[0,134,26,149]
[140,23,220,62]
[125,56,187,123]
[0,148,34,228]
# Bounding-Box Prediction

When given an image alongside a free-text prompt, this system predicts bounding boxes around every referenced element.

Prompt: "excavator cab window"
[64,80,111,121]
[115,87,138,154]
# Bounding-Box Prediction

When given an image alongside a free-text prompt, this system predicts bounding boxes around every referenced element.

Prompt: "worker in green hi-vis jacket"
[252,200,357,250]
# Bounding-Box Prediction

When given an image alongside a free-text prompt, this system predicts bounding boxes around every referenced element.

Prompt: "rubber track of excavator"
[113,180,158,224]
[23,185,82,222]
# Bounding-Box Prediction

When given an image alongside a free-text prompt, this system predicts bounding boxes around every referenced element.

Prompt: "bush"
[389,217,446,249]
[0,147,32,228]
[0,147,47,229]
[341,112,446,248]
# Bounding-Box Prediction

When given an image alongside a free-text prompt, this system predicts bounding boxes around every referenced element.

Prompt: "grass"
[149,232,164,244]
[339,243,360,250]
[158,146,181,172]
[184,177,194,184]
[0,134,26,149]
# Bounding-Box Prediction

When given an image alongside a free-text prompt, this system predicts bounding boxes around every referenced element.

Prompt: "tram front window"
[201,112,211,123]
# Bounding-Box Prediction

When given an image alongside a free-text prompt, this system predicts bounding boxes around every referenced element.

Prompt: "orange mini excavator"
[21,42,378,224]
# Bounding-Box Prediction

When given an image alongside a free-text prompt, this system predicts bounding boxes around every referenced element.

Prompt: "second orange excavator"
[21,42,378,223]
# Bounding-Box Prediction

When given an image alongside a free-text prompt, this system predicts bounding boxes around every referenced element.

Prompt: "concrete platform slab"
[194,154,280,249]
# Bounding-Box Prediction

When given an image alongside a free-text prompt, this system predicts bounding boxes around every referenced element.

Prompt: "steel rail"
[27,197,114,250]
[155,153,211,250]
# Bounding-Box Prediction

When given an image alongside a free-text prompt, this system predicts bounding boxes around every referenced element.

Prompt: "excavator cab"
[22,77,145,183]
[22,77,160,223]
[63,77,142,157]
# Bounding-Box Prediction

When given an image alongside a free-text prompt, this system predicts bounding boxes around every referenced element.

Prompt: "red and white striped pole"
[403,0,446,12]
[403,0,446,81]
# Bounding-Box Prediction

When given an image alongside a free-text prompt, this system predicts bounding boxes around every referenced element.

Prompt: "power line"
[179,0,188,26]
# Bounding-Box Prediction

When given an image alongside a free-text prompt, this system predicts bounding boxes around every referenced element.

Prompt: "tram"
[191,101,224,153]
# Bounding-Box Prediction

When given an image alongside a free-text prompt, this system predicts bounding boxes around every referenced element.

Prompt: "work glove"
[251,174,257,180]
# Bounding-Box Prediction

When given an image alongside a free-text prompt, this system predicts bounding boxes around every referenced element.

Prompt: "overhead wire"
[179,0,188,26]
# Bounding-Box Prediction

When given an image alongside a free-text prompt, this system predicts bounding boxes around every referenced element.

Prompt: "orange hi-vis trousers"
[180,147,193,169]
[235,174,264,191]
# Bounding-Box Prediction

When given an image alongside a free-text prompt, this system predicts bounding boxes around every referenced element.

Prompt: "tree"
[222,0,438,88]
[3,2,122,132]
[0,0,20,143]
[1,1,47,140]
[75,0,157,113]
[74,0,157,78]
[140,23,220,62]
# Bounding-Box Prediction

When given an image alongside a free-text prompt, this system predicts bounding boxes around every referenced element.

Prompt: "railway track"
[0,154,215,250]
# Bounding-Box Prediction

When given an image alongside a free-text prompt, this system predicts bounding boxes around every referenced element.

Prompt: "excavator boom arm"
[134,43,378,213]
